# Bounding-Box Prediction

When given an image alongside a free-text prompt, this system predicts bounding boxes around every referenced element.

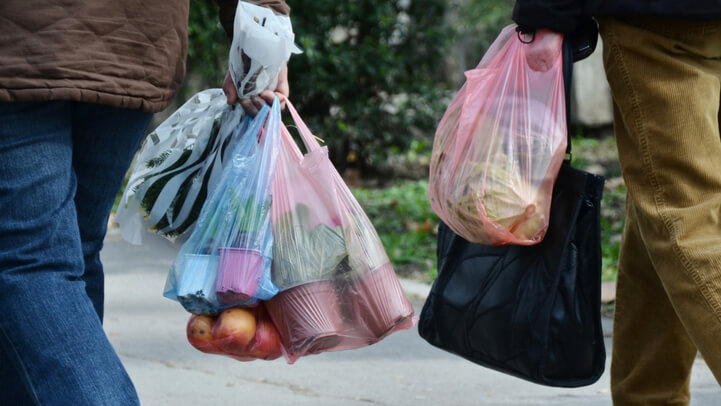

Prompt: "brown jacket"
[0,0,288,113]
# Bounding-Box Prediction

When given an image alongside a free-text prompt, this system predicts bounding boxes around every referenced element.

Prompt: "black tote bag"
[418,36,607,387]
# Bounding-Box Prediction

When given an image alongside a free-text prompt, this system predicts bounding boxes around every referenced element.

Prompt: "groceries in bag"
[428,24,567,245]
[164,101,282,314]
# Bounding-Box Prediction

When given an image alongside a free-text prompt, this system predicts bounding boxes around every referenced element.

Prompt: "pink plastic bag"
[429,25,567,245]
[266,99,415,364]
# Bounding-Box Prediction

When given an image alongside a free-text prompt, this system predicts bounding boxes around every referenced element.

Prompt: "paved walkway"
[102,227,721,405]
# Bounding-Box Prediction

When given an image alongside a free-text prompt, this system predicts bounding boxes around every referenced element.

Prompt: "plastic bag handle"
[280,122,304,162]
[562,38,573,159]
[278,95,323,152]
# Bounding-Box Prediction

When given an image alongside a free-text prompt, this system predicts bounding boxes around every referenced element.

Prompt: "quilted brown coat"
[0,0,289,113]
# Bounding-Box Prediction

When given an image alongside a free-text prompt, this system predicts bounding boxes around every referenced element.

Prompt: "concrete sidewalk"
[101,228,721,405]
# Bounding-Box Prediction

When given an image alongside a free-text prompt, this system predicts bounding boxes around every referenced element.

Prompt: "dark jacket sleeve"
[213,0,290,40]
[512,0,584,33]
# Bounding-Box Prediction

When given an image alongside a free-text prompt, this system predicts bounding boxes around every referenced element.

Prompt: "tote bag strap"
[562,38,573,160]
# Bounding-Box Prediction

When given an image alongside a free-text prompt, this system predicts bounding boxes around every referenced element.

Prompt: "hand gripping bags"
[116,1,301,244]
[428,24,567,245]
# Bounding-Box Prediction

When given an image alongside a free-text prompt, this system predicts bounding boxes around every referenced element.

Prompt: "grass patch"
[351,180,439,282]
[599,178,625,281]
[571,135,625,282]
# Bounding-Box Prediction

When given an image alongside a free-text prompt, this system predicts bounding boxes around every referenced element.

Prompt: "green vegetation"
[351,180,439,282]
[451,0,516,68]
[181,0,516,173]
[571,135,625,281]
[185,0,230,95]
[600,181,625,281]
[286,0,453,174]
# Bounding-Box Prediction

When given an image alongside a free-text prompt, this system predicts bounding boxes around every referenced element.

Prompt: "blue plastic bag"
[164,98,282,314]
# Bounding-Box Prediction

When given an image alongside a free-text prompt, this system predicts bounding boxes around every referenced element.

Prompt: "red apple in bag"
[249,317,283,360]
[187,315,218,353]
[214,308,257,356]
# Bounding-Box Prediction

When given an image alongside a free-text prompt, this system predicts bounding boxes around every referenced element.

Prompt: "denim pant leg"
[0,101,149,405]
[71,103,150,321]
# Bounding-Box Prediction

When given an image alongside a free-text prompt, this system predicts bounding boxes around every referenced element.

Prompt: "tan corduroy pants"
[597,16,721,405]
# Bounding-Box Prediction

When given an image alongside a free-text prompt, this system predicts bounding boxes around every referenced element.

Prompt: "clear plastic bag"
[265,99,415,364]
[163,99,283,314]
[116,89,242,244]
[428,24,567,246]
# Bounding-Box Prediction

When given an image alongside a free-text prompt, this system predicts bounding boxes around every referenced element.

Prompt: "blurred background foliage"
[185,0,514,173]
[175,0,623,282]
[286,0,451,176]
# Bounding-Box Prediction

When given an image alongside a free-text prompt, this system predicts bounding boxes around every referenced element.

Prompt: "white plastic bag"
[229,1,301,97]
[116,89,242,244]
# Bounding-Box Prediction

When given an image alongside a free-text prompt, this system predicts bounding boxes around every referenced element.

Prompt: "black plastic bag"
[418,35,606,387]
[418,160,606,387]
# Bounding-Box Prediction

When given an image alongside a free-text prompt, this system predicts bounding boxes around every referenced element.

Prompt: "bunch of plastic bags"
[118,2,414,365]
[428,24,567,246]
[164,97,414,363]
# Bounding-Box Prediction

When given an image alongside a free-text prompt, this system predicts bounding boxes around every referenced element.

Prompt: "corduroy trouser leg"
[597,16,721,405]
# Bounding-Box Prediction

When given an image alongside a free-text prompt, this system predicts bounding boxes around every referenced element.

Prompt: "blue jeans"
[0,101,151,405]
